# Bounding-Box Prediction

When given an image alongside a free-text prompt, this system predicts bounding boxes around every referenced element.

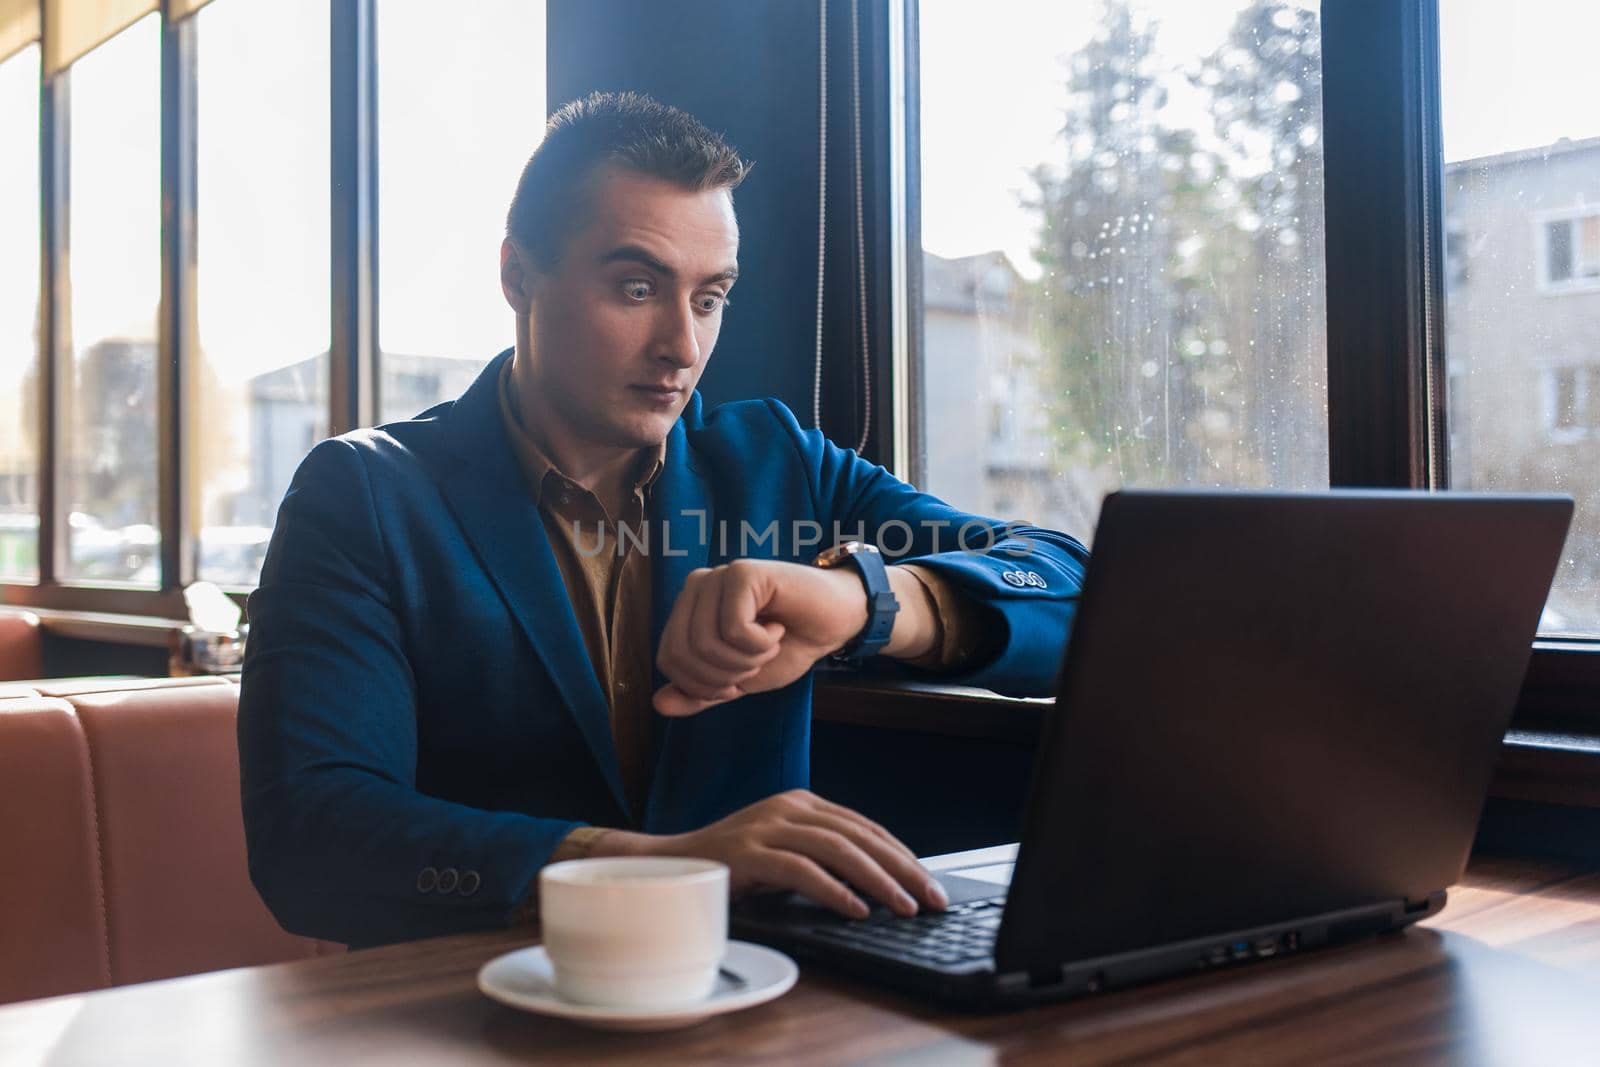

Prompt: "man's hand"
[652,559,869,716]
[586,789,948,919]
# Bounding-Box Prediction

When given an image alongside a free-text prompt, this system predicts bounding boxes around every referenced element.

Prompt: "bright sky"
[3,0,1598,395]
[1437,0,1600,163]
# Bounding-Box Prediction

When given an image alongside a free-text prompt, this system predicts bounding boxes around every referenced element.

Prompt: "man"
[239,92,1088,948]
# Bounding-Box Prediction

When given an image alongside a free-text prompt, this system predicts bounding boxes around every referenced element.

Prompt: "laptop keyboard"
[809,899,1003,966]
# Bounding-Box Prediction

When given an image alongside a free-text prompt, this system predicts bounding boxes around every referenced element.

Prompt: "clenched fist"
[652,557,936,717]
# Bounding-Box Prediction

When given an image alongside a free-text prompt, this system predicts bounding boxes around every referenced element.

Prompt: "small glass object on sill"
[168,581,246,676]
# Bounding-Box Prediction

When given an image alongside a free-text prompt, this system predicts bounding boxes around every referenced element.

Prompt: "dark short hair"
[506,91,750,271]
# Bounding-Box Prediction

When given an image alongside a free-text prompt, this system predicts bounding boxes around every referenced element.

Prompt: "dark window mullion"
[898,0,926,487]
[158,5,198,592]
[330,0,378,436]
[1320,0,1442,489]
[38,64,68,586]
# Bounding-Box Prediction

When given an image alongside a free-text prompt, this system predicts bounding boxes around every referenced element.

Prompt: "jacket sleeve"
[769,400,1090,697]
[237,439,583,947]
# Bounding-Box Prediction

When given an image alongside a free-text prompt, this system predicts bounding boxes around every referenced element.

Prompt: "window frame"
[892,0,1600,730]
[1,0,375,617]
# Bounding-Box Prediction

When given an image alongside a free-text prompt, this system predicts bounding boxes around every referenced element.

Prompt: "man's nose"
[651,300,701,368]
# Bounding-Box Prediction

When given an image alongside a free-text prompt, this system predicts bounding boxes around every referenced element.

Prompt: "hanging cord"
[812,0,828,431]
[849,0,871,454]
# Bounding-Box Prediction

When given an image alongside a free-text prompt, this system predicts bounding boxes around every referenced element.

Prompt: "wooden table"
[4,857,1599,1065]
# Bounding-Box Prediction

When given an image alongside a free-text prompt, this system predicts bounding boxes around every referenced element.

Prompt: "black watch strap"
[827,544,899,663]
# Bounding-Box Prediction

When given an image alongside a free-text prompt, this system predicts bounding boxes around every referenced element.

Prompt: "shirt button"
[416,867,439,893]
[615,680,628,692]
[437,868,460,894]
[459,870,482,897]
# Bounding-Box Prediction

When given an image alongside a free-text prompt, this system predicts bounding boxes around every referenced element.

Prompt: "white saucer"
[476,939,799,1032]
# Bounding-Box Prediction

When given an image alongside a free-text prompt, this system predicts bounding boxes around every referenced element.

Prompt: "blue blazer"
[238,350,1089,947]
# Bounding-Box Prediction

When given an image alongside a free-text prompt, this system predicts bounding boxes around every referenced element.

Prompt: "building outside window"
[1441,0,1600,636]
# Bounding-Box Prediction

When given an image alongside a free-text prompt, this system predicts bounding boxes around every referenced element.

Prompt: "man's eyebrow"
[599,245,739,286]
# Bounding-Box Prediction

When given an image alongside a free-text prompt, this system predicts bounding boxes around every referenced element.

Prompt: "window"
[0,43,40,581]
[1541,365,1600,440]
[192,0,330,589]
[1441,0,1600,637]
[62,15,160,585]
[375,0,547,426]
[1,2,551,613]
[916,0,1327,543]
[1540,213,1600,289]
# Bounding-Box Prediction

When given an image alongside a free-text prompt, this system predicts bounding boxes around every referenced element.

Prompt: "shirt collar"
[497,359,666,507]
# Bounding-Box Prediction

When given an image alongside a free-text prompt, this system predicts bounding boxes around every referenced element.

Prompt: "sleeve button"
[437,867,460,894]
[416,866,439,893]
[459,870,481,897]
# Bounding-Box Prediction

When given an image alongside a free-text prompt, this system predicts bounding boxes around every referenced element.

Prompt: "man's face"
[511,166,740,451]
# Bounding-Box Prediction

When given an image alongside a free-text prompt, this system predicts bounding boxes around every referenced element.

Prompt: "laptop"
[733,489,1573,1007]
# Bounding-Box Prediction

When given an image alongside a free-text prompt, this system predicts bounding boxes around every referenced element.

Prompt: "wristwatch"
[813,541,899,663]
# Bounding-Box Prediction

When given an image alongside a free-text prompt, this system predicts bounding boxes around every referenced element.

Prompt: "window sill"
[18,614,1600,804]
[26,608,184,649]
[813,673,1600,808]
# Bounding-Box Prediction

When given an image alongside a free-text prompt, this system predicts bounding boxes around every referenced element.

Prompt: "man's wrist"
[817,566,872,653]
[882,565,940,660]
[585,828,670,858]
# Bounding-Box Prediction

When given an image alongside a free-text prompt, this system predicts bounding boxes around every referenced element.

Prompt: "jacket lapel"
[430,351,628,817]
[644,403,715,828]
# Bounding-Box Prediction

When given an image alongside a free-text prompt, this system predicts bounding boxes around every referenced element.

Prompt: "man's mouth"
[629,383,684,406]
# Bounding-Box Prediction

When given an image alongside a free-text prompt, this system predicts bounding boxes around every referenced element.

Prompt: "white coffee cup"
[539,856,729,1009]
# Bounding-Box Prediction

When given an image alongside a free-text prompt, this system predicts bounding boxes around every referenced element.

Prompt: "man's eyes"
[619,279,730,312]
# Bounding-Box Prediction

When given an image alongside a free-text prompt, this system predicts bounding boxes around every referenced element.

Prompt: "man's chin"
[608,412,679,451]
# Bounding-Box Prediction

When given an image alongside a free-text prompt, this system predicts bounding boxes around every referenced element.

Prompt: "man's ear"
[500,238,534,315]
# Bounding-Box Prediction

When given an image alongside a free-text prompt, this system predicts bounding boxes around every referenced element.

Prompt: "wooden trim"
[0,582,189,618]
[29,607,183,648]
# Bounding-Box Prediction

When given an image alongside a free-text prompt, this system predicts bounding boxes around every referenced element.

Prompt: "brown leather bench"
[0,677,330,1005]
[0,608,43,681]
